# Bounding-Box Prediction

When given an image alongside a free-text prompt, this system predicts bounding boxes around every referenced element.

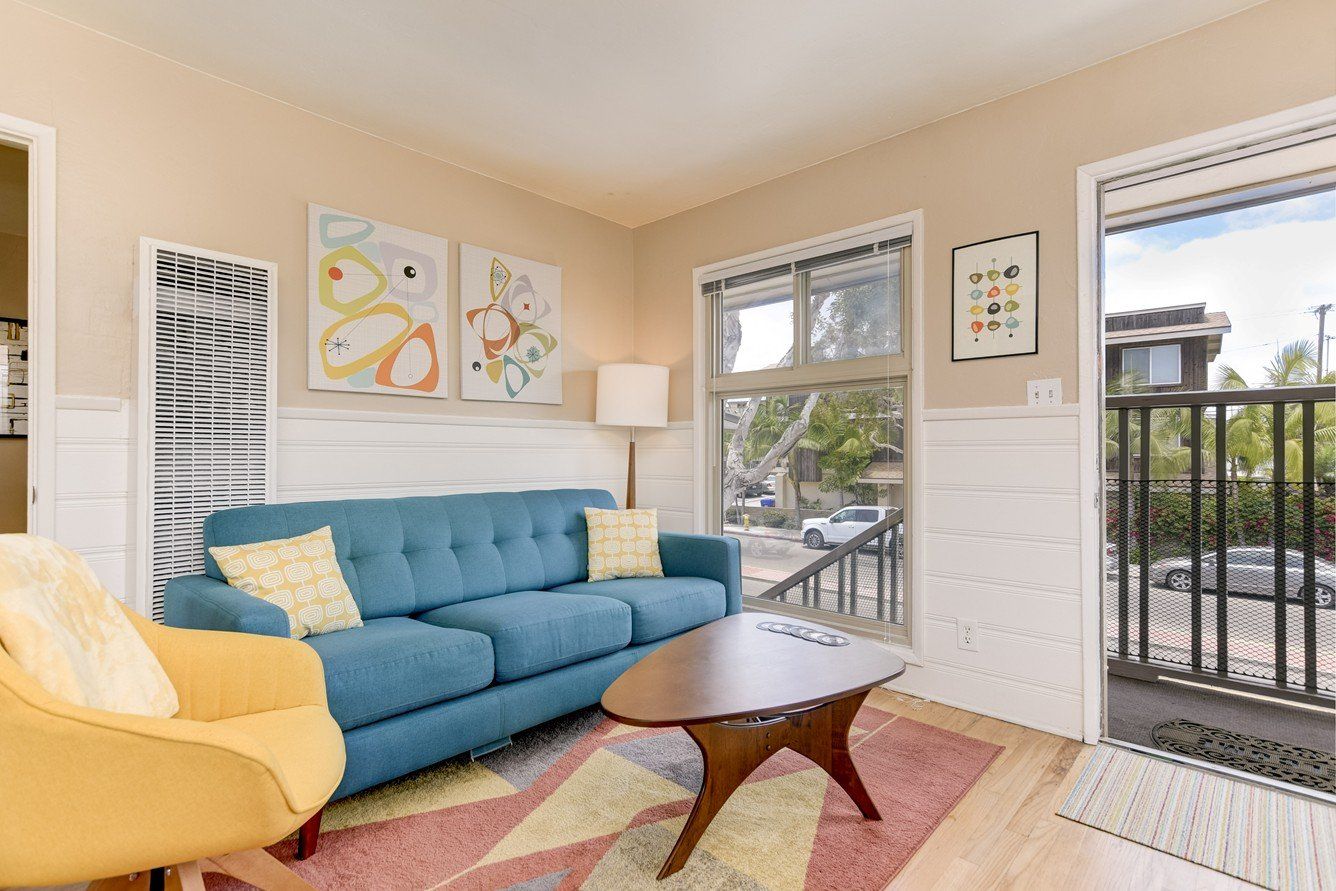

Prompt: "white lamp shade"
[596,364,669,428]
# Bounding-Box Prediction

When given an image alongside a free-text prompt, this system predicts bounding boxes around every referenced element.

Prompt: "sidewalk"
[723,523,802,542]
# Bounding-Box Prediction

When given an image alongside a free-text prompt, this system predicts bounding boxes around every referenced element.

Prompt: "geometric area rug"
[209,703,1001,890]
[1059,744,1336,891]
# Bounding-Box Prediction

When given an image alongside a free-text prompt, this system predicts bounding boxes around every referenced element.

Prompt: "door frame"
[1074,96,1336,744]
[0,112,56,537]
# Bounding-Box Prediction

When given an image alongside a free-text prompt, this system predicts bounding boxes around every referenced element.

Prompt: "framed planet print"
[951,231,1038,361]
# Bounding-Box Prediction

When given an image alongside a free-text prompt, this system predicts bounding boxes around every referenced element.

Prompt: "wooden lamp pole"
[626,426,637,509]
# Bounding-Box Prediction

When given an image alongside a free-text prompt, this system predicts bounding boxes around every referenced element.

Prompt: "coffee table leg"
[658,720,782,879]
[657,690,880,880]
[786,689,881,819]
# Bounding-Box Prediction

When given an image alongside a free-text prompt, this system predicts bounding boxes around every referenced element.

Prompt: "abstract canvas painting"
[459,244,562,404]
[951,230,1038,361]
[307,204,448,397]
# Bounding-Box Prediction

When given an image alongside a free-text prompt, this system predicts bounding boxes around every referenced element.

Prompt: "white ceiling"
[27,0,1260,226]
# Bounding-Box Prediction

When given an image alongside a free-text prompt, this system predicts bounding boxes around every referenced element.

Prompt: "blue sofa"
[163,488,741,802]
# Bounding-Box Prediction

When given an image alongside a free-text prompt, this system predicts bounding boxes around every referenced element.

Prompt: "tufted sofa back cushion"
[202,489,617,620]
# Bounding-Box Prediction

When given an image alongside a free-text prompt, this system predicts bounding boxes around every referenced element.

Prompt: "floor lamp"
[596,364,668,509]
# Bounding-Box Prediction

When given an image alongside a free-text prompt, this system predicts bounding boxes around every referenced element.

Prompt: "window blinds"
[701,235,910,296]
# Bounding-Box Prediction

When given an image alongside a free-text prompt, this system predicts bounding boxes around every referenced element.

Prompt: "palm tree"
[746,396,806,509]
[1216,339,1334,483]
[1214,340,1334,543]
[1104,371,1199,479]
[794,390,893,505]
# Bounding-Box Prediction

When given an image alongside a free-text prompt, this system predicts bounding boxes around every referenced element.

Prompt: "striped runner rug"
[1059,744,1335,890]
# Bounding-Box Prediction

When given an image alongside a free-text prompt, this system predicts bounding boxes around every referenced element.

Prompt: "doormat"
[1152,719,1335,794]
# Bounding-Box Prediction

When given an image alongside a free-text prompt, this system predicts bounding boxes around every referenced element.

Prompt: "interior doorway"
[1094,124,1336,796]
[0,141,28,533]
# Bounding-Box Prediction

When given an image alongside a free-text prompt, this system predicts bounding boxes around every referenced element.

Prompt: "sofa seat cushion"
[303,617,494,731]
[417,591,631,683]
[550,576,727,644]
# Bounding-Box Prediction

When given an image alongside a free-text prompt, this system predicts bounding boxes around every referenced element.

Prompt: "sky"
[730,299,793,374]
[1105,190,1336,387]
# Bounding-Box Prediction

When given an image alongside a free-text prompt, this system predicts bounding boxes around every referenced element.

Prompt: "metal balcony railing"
[1105,385,1335,702]
[756,509,904,623]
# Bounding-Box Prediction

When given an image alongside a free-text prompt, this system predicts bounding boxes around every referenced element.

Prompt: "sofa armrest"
[658,532,742,615]
[164,574,289,638]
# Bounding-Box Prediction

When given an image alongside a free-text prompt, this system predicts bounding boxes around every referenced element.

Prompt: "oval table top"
[601,612,906,727]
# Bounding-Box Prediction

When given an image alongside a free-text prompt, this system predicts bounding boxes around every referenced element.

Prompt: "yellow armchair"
[0,606,345,888]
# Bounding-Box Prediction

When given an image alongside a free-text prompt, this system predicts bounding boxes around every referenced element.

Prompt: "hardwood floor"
[867,687,1258,890]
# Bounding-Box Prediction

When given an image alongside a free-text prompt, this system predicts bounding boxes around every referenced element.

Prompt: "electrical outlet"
[957,619,979,652]
[1027,378,1062,406]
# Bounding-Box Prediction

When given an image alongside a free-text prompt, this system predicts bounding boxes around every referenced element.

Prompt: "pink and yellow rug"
[215,703,1001,890]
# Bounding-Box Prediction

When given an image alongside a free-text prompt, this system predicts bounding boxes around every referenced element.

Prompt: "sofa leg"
[296,807,324,861]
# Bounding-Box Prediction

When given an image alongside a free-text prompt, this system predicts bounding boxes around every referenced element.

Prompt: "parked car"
[1149,547,1335,608]
[801,506,895,549]
[743,476,776,498]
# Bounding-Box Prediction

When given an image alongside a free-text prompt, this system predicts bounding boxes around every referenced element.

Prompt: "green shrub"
[1106,481,1334,562]
[759,508,797,529]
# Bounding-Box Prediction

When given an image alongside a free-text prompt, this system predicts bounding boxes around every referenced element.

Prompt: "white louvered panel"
[137,241,275,620]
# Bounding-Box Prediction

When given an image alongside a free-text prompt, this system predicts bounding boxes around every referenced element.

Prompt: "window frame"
[1121,343,1182,386]
[692,214,923,651]
[709,242,911,396]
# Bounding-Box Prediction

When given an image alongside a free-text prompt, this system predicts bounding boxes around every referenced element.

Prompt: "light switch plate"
[1027,378,1062,406]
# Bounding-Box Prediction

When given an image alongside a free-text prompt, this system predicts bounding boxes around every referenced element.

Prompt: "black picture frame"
[950,230,1039,362]
[0,314,29,439]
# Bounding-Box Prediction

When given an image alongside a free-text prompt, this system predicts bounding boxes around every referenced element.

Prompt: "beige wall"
[0,1,634,422]
[632,0,1336,419]
[2,0,1332,428]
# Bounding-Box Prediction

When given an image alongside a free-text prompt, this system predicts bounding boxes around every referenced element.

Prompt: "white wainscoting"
[51,400,698,603]
[901,403,1085,738]
[633,423,696,533]
[53,396,135,601]
[275,408,632,503]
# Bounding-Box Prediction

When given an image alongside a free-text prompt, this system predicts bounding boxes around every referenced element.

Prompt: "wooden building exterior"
[1104,303,1231,393]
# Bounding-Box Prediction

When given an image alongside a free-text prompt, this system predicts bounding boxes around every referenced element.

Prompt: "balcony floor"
[1106,673,1334,774]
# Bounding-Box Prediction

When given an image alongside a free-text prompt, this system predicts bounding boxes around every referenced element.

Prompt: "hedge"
[1106,480,1335,563]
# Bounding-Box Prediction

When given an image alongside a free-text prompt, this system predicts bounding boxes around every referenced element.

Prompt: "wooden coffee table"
[601,612,906,879]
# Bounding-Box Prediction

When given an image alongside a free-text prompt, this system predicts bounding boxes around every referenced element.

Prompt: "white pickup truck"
[801,506,896,549]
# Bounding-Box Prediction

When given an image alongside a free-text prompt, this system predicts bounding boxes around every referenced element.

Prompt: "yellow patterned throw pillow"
[0,534,179,718]
[585,507,664,582]
[209,526,363,640]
